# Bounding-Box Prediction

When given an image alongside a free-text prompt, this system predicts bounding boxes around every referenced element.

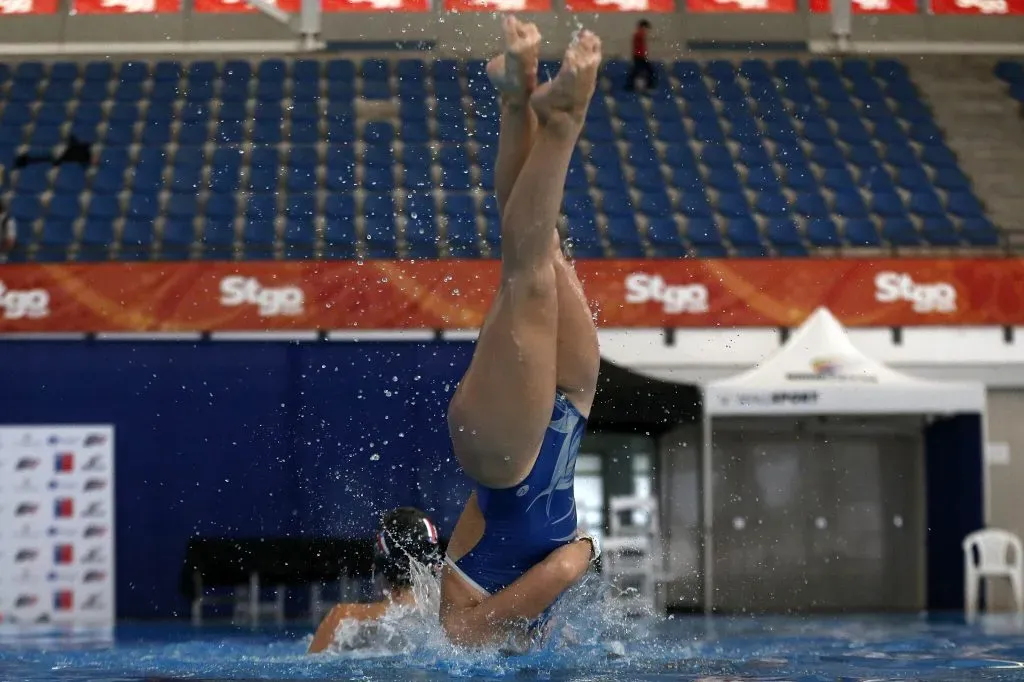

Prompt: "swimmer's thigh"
[449,266,558,489]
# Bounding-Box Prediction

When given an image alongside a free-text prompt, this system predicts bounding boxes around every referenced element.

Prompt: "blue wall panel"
[0,341,472,619]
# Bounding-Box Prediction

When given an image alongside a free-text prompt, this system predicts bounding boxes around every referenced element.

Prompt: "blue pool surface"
[2,613,1024,681]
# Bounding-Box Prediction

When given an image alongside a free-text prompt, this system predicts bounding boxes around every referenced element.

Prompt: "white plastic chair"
[603,496,664,613]
[963,529,1024,617]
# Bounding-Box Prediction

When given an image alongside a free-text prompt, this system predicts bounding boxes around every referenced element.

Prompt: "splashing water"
[320,561,653,665]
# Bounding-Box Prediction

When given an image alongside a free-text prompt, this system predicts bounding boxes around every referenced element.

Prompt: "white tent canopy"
[697,307,986,614]
[704,307,986,417]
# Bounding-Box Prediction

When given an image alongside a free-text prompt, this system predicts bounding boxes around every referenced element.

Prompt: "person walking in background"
[626,20,655,93]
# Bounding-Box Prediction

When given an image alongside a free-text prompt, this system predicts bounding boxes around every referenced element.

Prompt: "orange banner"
[1,259,1023,332]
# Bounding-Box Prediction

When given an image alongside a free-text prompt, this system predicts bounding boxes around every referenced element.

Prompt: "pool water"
[3,613,1024,681]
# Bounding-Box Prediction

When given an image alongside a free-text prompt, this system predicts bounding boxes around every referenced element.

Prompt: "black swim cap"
[374,507,441,588]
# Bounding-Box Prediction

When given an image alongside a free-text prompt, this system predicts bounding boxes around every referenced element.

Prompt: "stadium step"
[910,57,1024,234]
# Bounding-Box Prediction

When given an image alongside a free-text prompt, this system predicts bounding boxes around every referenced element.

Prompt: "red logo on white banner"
[687,0,795,11]
[930,0,1023,12]
[446,0,549,9]
[194,0,297,12]
[811,0,917,12]
[72,0,178,12]
[565,0,673,11]
[0,0,57,13]
[323,0,429,9]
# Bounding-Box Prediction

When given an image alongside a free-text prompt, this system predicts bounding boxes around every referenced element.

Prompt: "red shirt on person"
[633,29,648,59]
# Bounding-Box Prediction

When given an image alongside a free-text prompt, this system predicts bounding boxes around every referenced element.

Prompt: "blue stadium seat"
[323,195,357,259]
[362,165,395,193]
[881,217,921,247]
[364,194,398,258]
[14,166,51,195]
[37,218,75,261]
[947,192,984,218]
[161,219,195,259]
[209,148,243,194]
[765,218,805,255]
[249,147,281,193]
[686,219,728,258]
[870,192,907,218]
[9,196,43,230]
[606,217,644,258]
[908,190,945,218]
[207,195,238,223]
[46,195,80,225]
[287,146,320,193]
[843,218,882,247]
[120,219,155,260]
[79,218,115,260]
[167,195,198,223]
[171,164,203,195]
[932,167,971,192]
[805,217,841,247]
[725,217,762,250]
[960,217,1000,247]
[284,215,316,260]
[200,215,236,259]
[153,60,181,82]
[646,218,685,257]
[921,145,958,168]
[242,197,278,259]
[920,217,960,247]
[445,216,480,259]
[86,195,121,225]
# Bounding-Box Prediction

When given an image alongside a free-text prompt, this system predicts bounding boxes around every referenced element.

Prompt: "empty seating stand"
[0,56,1002,263]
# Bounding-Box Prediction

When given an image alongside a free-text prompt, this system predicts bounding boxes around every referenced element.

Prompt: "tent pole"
[981,408,991,526]
[701,405,714,615]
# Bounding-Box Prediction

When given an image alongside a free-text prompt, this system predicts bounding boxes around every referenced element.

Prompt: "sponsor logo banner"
[72,0,180,12]
[0,0,59,14]
[193,0,298,12]
[445,0,550,9]
[322,0,430,10]
[2,260,1024,330]
[565,0,675,11]
[687,0,795,12]
[930,0,1023,13]
[0,427,114,627]
[811,0,918,12]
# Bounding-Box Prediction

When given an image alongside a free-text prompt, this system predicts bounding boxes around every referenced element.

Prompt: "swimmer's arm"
[443,538,593,646]
[307,603,385,653]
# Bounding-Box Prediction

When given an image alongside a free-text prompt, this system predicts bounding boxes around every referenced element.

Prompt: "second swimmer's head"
[374,507,442,589]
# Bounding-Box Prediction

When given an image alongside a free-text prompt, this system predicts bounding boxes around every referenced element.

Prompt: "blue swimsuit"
[447,392,587,597]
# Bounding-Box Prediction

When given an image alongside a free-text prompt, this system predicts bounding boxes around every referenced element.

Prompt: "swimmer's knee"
[501,263,558,301]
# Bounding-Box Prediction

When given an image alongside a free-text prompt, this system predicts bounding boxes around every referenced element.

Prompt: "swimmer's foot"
[530,30,602,128]
[487,15,541,106]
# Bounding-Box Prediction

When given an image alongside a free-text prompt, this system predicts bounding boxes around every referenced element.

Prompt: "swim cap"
[374,507,441,588]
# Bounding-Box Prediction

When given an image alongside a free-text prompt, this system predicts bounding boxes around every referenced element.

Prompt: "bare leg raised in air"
[439,20,603,647]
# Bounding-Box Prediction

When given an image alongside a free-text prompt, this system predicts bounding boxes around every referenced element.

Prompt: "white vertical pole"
[701,404,714,615]
[831,0,853,53]
[298,0,322,52]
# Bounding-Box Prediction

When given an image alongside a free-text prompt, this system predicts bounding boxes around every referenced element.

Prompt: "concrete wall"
[0,0,1022,57]
[982,389,1024,611]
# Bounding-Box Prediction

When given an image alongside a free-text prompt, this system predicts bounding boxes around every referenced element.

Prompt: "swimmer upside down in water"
[440,18,604,647]
[308,507,442,653]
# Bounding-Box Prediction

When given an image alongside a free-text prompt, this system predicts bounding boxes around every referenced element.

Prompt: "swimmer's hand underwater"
[440,535,595,648]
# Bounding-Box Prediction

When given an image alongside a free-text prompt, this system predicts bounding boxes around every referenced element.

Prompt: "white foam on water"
[318,562,660,668]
